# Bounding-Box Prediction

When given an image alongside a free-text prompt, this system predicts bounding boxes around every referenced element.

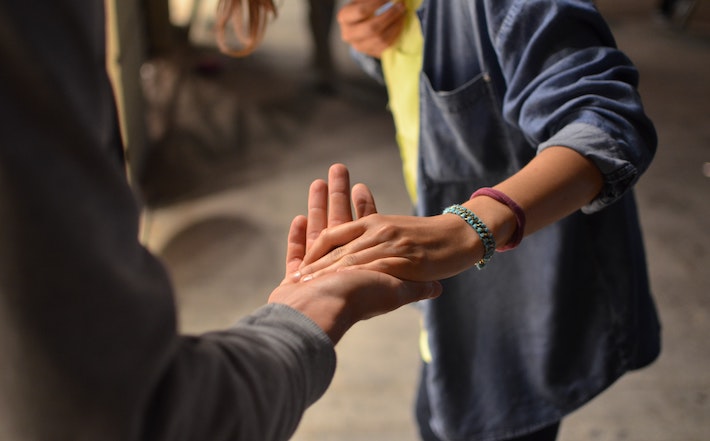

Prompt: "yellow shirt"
[381,0,423,205]
[380,0,431,363]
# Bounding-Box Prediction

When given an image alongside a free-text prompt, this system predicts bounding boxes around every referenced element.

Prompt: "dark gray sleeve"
[144,304,336,441]
[0,1,334,440]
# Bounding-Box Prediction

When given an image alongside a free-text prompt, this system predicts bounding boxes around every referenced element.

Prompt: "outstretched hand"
[269,164,441,344]
[291,211,482,283]
[280,163,378,280]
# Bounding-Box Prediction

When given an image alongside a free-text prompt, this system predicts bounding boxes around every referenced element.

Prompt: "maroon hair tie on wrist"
[470,188,526,251]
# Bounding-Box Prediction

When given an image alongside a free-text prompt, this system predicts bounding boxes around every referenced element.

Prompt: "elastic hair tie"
[470,188,526,251]
[442,204,495,269]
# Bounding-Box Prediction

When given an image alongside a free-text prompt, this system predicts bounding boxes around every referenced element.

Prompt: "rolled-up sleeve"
[489,0,657,211]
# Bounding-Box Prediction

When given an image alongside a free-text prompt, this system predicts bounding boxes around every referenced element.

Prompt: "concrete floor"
[137,2,710,440]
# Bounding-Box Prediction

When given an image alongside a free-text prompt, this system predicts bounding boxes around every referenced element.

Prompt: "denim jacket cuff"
[538,122,639,213]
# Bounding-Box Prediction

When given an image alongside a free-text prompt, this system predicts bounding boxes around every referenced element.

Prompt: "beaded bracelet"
[442,204,496,269]
[470,188,526,251]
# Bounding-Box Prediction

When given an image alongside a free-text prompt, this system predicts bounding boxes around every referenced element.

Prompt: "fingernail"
[301,274,313,282]
[291,271,301,281]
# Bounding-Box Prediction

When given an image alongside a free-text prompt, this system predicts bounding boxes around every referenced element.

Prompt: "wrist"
[442,204,495,269]
[468,187,526,251]
[462,196,517,251]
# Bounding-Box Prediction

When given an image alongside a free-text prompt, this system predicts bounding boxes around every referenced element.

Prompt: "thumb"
[283,216,307,283]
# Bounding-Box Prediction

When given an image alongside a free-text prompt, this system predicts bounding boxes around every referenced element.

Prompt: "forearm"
[462,146,604,250]
[293,148,605,281]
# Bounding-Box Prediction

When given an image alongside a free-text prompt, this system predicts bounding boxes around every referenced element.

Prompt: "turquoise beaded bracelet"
[442,204,496,269]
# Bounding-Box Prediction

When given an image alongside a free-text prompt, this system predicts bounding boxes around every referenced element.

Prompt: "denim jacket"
[353,1,660,440]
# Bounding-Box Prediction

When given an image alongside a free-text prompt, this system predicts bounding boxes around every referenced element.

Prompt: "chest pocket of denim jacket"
[418,68,518,186]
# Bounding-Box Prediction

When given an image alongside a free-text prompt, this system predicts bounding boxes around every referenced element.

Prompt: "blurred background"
[105,1,709,439]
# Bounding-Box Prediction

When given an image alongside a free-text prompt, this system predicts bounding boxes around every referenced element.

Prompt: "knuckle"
[316,227,331,241]
[307,229,323,243]
[374,222,397,241]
